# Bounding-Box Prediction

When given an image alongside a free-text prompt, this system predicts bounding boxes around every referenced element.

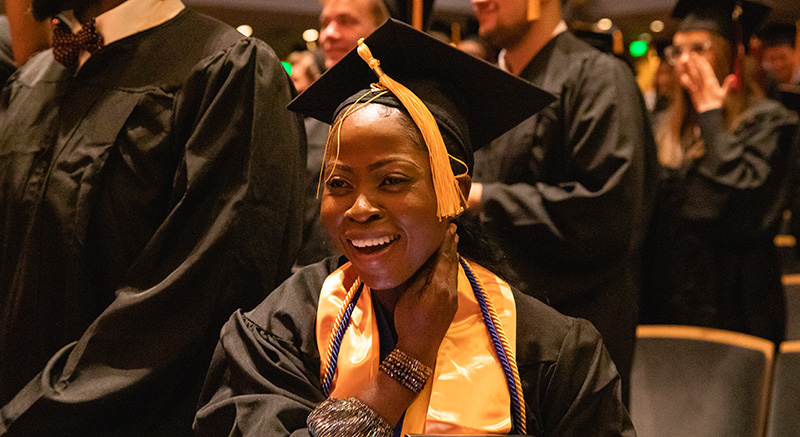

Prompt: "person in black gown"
[0,0,306,435]
[194,19,633,437]
[641,0,799,344]
[468,0,658,404]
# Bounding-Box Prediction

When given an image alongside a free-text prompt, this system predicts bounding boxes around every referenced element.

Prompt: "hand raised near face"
[677,52,736,113]
[394,223,460,367]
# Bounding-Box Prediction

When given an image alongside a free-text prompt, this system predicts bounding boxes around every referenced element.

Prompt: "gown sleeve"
[193,260,340,437]
[514,292,634,436]
[539,318,636,436]
[0,38,306,435]
[681,101,798,228]
[478,53,656,269]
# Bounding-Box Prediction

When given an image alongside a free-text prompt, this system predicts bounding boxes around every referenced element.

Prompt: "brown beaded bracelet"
[379,348,433,394]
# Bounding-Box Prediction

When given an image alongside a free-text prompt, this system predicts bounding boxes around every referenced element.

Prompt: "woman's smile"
[348,234,401,253]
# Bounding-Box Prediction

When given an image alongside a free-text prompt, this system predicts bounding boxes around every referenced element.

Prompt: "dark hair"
[759,22,796,49]
[454,215,522,292]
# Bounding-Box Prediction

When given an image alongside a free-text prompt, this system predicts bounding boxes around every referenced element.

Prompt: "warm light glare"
[303,29,320,43]
[597,18,613,31]
[650,20,665,33]
[237,25,253,37]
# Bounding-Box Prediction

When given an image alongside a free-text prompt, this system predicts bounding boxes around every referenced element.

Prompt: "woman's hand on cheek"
[394,223,460,366]
[678,52,733,113]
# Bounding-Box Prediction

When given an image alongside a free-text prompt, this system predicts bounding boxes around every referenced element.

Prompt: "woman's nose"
[344,193,381,223]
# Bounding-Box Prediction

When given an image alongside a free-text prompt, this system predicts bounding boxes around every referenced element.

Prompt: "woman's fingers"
[720,74,737,95]
[681,53,726,112]
[424,223,459,297]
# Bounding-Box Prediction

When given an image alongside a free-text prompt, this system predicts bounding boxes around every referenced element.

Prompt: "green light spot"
[282,61,292,75]
[629,40,648,58]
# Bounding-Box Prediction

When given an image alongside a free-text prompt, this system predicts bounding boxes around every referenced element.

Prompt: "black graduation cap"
[759,21,797,48]
[289,19,554,219]
[288,19,554,164]
[384,0,436,31]
[673,0,772,43]
[572,28,616,54]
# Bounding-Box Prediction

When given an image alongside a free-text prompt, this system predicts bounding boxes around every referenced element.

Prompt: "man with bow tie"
[0,0,306,435]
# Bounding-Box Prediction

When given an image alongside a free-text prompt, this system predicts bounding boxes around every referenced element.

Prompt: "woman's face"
[320,104,449,292]
[672,30,726,83]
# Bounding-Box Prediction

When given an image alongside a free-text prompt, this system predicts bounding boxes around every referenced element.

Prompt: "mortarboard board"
[673,0,772,44]
[288,19,554,218]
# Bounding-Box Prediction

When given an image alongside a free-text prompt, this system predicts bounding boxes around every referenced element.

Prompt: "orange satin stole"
[316,261,517,435]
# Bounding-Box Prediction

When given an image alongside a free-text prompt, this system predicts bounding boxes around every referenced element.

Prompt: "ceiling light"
[650,20,665,33]
[597,18,613,31]
[303,29,320,43]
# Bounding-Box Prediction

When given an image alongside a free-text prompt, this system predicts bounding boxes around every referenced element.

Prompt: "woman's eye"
[381,175,409,187]
[325,178,350,190]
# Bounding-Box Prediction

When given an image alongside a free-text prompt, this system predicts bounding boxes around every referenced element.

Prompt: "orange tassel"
[356,39,465,220]
[527,0,540,21]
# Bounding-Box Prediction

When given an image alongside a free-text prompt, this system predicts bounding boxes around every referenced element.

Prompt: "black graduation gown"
[193,257,635,436]
[641,100,798,344]
[473,31,658,402]
[0,10,305,436]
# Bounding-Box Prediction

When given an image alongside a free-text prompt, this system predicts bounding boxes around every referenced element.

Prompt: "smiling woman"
[321,103,449,292]
[194,19,635,437]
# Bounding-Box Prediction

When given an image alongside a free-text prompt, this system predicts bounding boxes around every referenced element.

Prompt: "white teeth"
[350,235,396,248]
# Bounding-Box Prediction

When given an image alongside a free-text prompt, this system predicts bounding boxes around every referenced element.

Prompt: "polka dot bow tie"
[51,17,104,68]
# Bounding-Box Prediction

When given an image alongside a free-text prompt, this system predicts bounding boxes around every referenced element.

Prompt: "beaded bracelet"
[379,348,433,394]
[307,397,393,437]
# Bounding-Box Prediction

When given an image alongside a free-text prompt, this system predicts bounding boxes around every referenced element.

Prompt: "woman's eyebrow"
[324,157,422,173]
[367,157,421,172]
[324,163,353,174]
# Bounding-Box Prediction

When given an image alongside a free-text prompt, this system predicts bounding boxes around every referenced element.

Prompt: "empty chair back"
[631,325,774,437]
[766,341,800,437]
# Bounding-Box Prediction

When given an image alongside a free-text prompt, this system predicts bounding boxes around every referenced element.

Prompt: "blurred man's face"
[762,45,798,85]
[319,0,381,69]
[472,0,531,50]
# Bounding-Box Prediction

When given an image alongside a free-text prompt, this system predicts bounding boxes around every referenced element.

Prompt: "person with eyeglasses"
[663,40,713,66]
[640,0,799,345]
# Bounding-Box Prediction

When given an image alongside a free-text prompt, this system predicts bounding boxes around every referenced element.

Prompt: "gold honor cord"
[356,38,466,220]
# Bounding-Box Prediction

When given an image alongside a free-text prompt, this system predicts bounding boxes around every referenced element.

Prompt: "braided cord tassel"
[460,258,527,434]
[356,39,465,221]
[321,278,363,397]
